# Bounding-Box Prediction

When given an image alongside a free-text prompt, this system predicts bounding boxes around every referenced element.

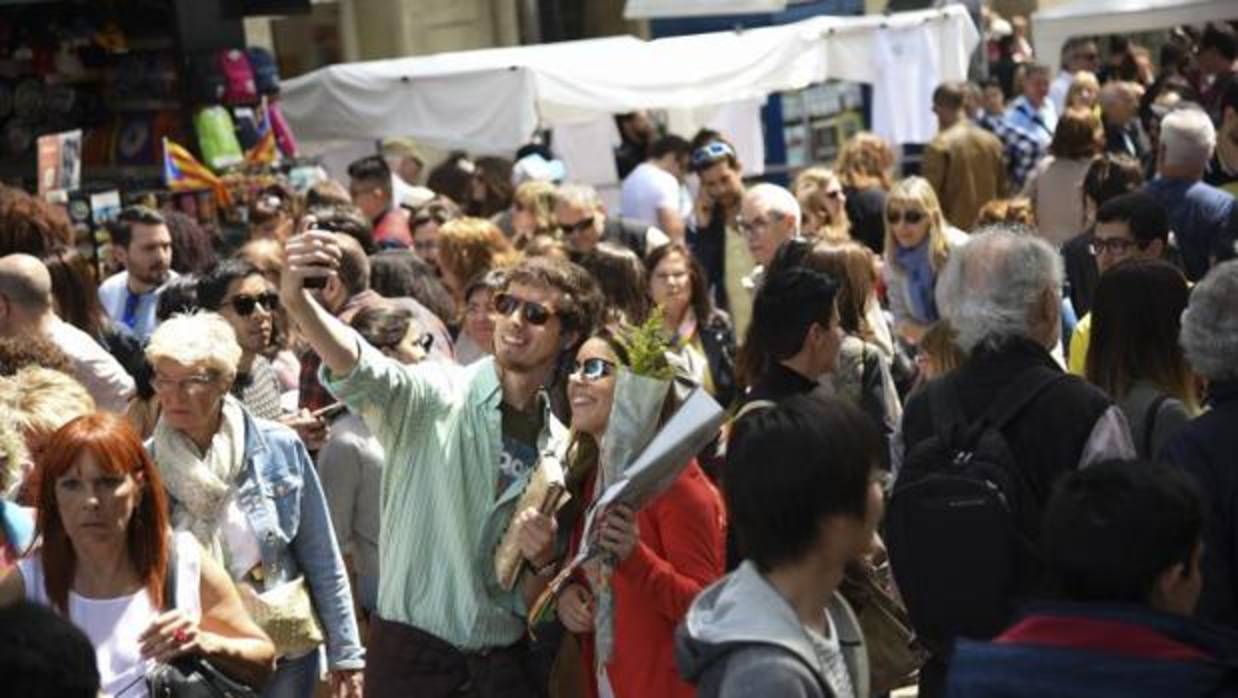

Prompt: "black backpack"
[885,368,1068,657]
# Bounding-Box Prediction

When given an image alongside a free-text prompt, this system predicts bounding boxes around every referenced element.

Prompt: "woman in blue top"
[144,311,364,698]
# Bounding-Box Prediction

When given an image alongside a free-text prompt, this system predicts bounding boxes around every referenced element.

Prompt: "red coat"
[569,460,727,698]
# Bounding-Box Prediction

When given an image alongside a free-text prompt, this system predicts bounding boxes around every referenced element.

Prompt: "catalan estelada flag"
[162,138,231,207]
[245,104,278,167]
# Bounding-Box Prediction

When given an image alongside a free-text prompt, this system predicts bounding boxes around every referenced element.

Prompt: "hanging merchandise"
[247,47,280,95]
[267,98,297,158]
[218,49,258,105]
[193,105,244,171]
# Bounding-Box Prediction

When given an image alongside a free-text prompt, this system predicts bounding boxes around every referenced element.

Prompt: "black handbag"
[146,537,262,698]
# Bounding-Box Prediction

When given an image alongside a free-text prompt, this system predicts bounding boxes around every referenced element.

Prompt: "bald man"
[0,254,134,412]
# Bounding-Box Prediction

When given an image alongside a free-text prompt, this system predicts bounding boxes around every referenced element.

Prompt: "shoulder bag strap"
[984,370,1071,431]
[162,532,178,612]
[1142,394,1171,458]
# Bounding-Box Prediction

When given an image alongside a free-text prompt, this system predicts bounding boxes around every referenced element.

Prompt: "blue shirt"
[1143,177,1236,281]
[1005,96,1057,148]
[97,270,178,342]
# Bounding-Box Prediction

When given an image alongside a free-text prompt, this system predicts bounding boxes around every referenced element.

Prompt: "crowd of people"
[0,18,1237,698]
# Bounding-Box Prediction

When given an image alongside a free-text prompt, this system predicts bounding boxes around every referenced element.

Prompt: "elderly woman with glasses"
[144,311,364,698]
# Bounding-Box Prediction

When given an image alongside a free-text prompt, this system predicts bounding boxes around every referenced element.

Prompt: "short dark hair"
[347,154,393,191]
[1042,459,1203,605]
[334,233,371,297]
[726,394,880,571]
[1082,153,1144,208]
[503,256,602,348]
[163,210,217,275]
[933,82,966,110]
[111,205,166,249]
[197,259,263,311]
[1201,23,1237,61]
[350,301,414,350]
[156,275,200,322]
[465,267,508,304]
[650,134,692,161]
[736,264,839,387]
[645,242,712,326]
[575,242,649,325]
[1095,191,1169,245]
[309,205,375,254]
[0,600,100,698]
[369,249,455,323]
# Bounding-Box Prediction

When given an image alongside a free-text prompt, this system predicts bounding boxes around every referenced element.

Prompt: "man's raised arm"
[280,229,361,377]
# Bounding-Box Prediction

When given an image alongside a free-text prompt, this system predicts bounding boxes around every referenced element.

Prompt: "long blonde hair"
[883,176,952,273]
[793,167,851,243]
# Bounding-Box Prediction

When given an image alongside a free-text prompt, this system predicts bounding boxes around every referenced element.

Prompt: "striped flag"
[245,101,279,167]
[162,138,231,207]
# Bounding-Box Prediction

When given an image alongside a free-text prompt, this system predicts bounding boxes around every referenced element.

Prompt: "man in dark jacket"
[1162,260,1238,632]
[948,460,1238,697]
[895,227,1135,697]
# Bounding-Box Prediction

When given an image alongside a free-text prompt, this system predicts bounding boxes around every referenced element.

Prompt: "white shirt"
[19,531,202,698]
[620,162,681,228]
[47,317,135,413]
[97,270,178,343]
[1048,69,1072,115]
[871,25,940,145]
[220,494,263,581]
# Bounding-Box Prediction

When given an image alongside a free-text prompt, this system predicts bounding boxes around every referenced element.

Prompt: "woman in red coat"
[557,326,727,698]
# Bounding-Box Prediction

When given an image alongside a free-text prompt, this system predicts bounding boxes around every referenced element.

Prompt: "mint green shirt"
[321,337,568,649]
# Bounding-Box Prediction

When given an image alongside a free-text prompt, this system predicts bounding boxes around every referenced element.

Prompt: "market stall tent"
[1033,0,1237,75]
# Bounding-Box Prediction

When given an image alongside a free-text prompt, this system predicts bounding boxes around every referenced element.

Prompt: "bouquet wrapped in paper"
[494,450,570,591]
[529,317,727,674]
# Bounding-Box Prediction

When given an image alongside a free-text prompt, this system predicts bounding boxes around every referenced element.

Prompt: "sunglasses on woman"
[569,357,616,381]
[227,291,279,317]
[887,209,925,225]
[493,293,555,326]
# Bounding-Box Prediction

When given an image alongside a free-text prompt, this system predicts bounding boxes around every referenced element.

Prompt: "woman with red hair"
[0,412,274,697]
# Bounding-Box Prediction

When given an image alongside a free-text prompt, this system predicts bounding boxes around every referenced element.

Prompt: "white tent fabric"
[282,5,978,157]
[1033,0,1237,75]
[624,0,787,20]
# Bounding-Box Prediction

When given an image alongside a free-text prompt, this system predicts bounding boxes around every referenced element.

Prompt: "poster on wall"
[37,129,82,197]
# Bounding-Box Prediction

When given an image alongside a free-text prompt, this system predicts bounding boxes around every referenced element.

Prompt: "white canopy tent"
[1033,0,1238,75]
[281,5,978,190]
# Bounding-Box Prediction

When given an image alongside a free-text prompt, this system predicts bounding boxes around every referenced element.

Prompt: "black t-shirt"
[497,401,544,499]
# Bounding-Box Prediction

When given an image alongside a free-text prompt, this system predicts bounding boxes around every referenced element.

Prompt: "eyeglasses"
[737,217,769,237]
[1089,238,1145,255]
[559,217,594,236]
[152,372,217,394]
[887,209,925,225]
[225,291,279,317]
[493,293,555,326]
[569,357,616,381]
[691,141,736,169]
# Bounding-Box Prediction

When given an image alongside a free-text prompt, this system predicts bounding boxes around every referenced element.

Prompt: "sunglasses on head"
[691,141,736,169]
[887,209,925,225]
[227,291,279,317]
[570,357,616,381]
[493,293,555,326]
[559,216,594,236]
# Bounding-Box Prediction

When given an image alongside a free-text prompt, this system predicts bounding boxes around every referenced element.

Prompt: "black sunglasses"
[559,216,594,236]
[227,291,279,317]
[887,209,925,225]
[493,293,555,326]
[570,357,616,381]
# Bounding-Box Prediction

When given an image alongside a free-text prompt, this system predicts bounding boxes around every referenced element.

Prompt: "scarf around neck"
[894,238,940,324]
[153,395,248,565]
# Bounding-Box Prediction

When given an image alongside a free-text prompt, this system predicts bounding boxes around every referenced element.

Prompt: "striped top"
[321,337,568,649]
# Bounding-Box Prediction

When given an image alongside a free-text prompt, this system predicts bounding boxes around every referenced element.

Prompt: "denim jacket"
[152,408,365,670]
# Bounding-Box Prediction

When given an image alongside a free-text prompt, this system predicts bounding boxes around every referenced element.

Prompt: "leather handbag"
[840,560,929,694]
[147,536,262,698]
[238,575,325,658]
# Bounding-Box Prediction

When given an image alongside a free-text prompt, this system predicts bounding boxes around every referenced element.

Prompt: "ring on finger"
[174,628,190,644]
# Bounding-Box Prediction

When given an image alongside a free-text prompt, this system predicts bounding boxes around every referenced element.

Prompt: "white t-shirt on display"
[620,162,680,228]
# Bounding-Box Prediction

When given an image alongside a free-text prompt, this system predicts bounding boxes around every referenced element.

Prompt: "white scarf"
[154,395,247,564]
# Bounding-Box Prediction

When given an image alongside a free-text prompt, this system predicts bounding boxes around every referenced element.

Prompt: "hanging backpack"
[885,368,1067,657]
[193,105,243,171]
[247,46,280,95]
[217,49,257,105]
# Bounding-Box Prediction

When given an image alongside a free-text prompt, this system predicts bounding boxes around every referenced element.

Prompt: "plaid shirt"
[978,113,1045,191]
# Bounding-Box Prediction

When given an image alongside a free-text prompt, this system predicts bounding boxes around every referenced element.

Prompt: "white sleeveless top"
[18,531,202,698]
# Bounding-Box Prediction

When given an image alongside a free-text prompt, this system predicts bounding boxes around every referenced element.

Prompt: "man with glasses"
[281,229,601,695]
[554,183,669,259]
[98,206,176,342]
[1067,192,1170,375]
[688,137,756,337]
[1049,38,1099,115]
[738,183,801,278]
